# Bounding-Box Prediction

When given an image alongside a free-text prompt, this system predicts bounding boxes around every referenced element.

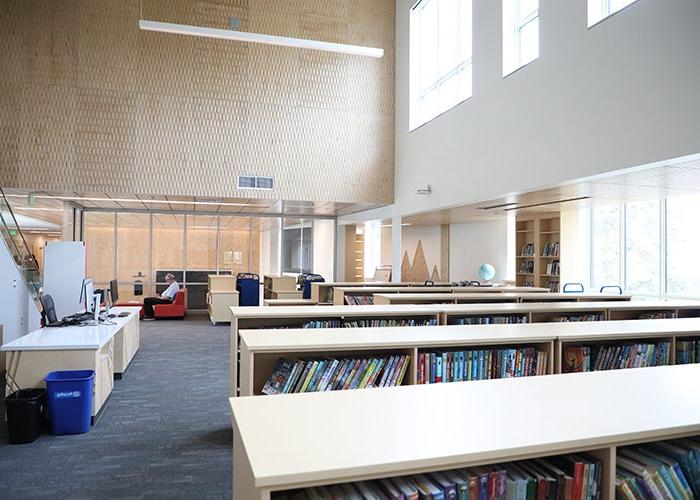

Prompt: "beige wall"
[0,0,395,204]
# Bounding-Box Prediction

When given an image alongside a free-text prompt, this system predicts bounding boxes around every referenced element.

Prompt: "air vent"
[237,175,274,190]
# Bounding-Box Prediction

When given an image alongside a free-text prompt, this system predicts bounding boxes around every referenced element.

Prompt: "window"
[588,0,639,27]
[590,204,622,290]
[625,200,661,295]
[503,0,539,76]
[409,0,473,130]
[282,218,313,274]
[667,194,700,297]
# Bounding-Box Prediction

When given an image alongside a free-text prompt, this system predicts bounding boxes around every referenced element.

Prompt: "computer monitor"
[79,278,95,313]
[109,279,119,306]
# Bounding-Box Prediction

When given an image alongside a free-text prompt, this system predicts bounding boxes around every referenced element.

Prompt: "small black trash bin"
[5,388,46,444]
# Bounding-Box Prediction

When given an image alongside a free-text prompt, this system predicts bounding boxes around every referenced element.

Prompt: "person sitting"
[143,273,180,320]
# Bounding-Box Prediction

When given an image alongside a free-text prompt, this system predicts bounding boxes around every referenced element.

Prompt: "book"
[562,341,671,373]
[261,358,296,395]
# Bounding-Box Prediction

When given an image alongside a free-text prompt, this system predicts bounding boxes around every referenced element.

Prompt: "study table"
[1,306,140,420]
[230,363,700,499]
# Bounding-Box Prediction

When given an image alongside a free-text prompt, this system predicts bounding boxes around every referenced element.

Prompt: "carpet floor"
[0,312,233,499]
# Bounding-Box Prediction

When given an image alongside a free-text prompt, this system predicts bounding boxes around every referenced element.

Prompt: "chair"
[153,289,188,319]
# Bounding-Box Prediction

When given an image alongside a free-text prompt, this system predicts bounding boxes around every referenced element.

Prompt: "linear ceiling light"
[138,20,384,58]
[503,196,591,211]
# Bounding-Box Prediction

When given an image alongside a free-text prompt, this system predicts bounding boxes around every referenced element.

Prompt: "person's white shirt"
[161,281,180,301]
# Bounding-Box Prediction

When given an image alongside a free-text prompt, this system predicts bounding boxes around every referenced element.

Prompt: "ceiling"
[3,189,384,230]
[403,156,700,226]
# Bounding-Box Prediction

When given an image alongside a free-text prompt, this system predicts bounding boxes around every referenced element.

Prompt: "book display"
[677,339,700,365]
[417,346,548,384]
[261,354,411,395]
[273,452,603,500]
[562,341,671,373]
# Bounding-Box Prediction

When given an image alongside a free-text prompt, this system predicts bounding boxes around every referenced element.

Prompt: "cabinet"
[207,275,240,325]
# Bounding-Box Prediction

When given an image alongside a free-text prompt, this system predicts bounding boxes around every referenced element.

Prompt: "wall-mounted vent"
[237,175,274,190]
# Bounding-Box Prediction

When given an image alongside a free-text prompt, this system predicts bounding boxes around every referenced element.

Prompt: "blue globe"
[478,263,496,282]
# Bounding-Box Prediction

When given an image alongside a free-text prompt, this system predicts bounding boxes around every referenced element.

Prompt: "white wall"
[0,239,41,356]
[313,219,335,281]
[560,208,591,289]
[449,219,509,282]
[352,0,700,222]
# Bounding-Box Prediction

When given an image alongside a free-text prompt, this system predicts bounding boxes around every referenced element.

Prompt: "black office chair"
[41,294,58,325]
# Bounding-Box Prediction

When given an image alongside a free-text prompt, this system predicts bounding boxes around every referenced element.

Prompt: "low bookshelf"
[229,364,700,499]
[229,305,442,396]
[334,286,551,306]
[374,292,632,306]
[237,325,556,396]
[311,281,454,305]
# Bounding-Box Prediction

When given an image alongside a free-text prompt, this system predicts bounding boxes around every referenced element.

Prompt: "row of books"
[638,311,677,319]
[542,241,560,257]
[677,339,700,365]
[545,281,560,292]
[519,260,534,274]
[522,280,535,287]
[544,261,560,276]
[276,452,602,500]
[520,243,535,256]
[262,355,410,395]
[562,341,671,373]
[299,319,438,329]
[551,313,605,322]
[345,295,374,305]
[616,437,700,500]
[418,347,548,384]
[450,315,528,325]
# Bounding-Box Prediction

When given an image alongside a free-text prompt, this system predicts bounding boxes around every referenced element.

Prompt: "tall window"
[625,200,661,295]
[282,218,313,274]
[409,0,473,130]
[590,204,621,290]
[588,0,639,27]
[667,194,700,297]
[503,0,539,76]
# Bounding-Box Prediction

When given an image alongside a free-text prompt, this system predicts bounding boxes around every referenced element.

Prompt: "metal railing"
[0,187,43,300]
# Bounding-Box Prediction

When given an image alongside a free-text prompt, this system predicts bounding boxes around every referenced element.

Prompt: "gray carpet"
[0,313,233,499]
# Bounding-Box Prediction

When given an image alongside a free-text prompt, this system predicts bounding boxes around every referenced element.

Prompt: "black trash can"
[5,388,46,444]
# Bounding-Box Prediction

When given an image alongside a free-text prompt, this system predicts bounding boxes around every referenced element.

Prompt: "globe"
[478,263,496,282]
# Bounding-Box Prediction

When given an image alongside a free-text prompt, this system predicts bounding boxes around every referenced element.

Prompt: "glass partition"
[219,216,251,276]
[152,214,185,295]
[185,214,218,308]
[116,212,151,301]
[83,212,115,290]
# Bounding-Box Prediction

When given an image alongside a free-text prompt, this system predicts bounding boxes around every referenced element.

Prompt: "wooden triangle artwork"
[401,240,440,282]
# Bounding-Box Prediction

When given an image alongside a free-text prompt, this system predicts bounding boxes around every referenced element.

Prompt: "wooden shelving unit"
[230,364,700,499]
[310,281,455,305]
[515,213,561,291]
[262,275,299,300]
[206,275,239,325]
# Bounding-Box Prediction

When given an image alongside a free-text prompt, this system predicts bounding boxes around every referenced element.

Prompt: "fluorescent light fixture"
[6,194,269,208]
[139,20,384,58]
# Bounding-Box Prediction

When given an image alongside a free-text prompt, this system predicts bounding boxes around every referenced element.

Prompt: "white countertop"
[230,363,700,489]
[1,307,140,351]
[231,304,442,320]
[240,317,700,352]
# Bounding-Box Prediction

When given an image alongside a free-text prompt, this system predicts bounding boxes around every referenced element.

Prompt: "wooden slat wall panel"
[0,0,395,204]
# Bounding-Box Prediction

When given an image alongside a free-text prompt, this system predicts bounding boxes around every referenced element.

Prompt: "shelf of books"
[239,325,556,396]
[229,305,442,396]
[515,213,561,291]
[375,292,632,306]
[230,364,700,500]
[310,281,455,305]
[333,286,552,306]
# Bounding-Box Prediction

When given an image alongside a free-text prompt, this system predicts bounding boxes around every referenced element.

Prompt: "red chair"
[153,289,187,319]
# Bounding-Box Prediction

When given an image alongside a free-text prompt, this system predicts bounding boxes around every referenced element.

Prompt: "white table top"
[231,304,442,320]
[336,286,550,294]
[376,292,632,301]
[1,307,140,351]
[230,363,700,489]
[239,317,700,352]
[439,299,700,314]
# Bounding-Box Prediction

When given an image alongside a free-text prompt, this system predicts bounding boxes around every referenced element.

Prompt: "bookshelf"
[374,292,632,306]
[333,285,550,306]
[238,326,556,396]
[310,281,454,305]
[263,275,299,300]
[344,226,365,282]
[263,299,315,307]
[515,213,561,291]
[230,364,700,499]
[229,305,442,396]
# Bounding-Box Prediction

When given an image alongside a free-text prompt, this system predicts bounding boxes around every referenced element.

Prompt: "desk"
[1,307,140,419]
[230,364,700,499]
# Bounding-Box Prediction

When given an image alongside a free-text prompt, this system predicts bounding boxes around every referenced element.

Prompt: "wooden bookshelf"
[238,325,556,396]
[262,275,297,300]
[230,363,700,499]
[516,213,561,291]
[229,305,442,396]
[311,281,454,305]
[374,292,632,306]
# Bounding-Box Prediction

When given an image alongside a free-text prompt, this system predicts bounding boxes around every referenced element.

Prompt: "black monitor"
[109,279,119,306]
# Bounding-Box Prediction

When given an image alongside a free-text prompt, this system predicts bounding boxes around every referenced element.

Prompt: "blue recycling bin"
[301,274,325,299]
[236,273,260,306]
[44,370,94,435]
